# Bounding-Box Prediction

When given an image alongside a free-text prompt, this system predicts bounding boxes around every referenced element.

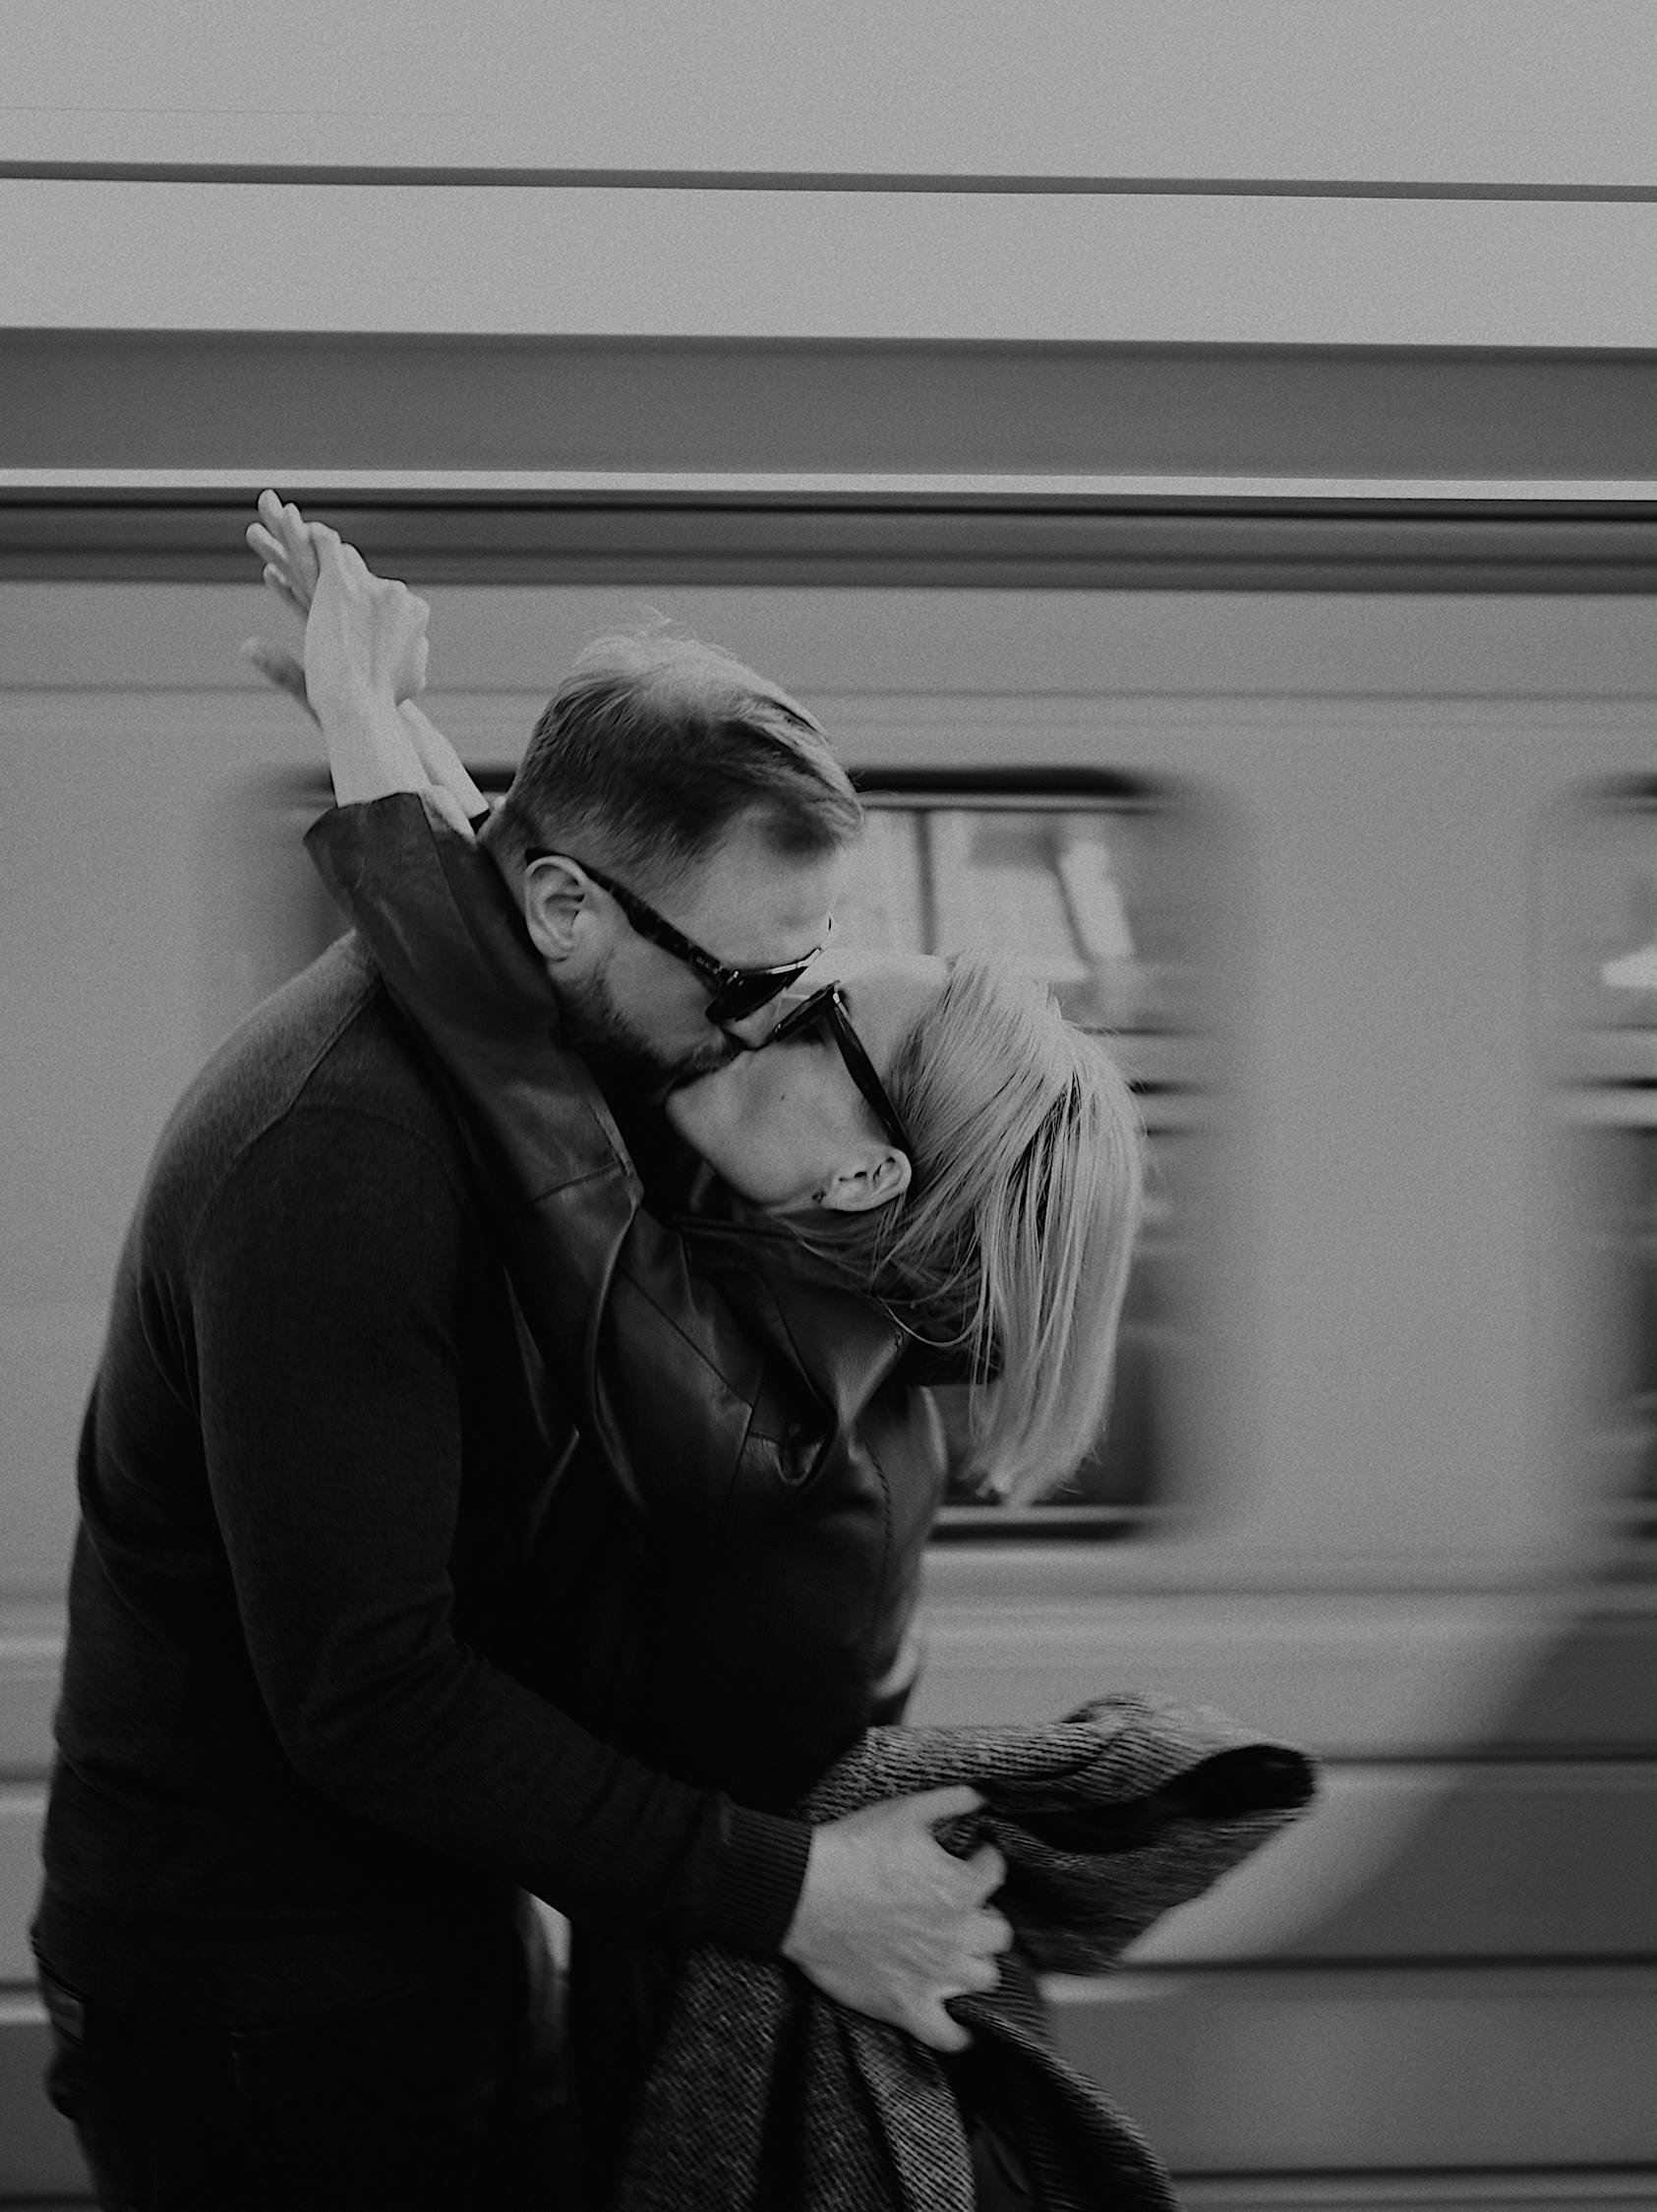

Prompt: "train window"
[256,768,1211,1543]
[1543,781,1657,1543]
[836,778,1205,1540]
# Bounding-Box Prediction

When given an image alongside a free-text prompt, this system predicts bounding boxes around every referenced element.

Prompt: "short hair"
[492,627,862,890]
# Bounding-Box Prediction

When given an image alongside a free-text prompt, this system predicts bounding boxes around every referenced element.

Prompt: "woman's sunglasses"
[526,850,829,1026]
[768,984,916,1164]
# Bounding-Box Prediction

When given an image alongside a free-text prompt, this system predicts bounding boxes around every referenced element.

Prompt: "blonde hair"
[805,955,1146,1507]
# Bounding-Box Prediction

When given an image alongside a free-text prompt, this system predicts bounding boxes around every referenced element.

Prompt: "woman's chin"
[662,1068,744,1177]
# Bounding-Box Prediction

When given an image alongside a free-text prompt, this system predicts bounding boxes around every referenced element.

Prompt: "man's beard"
[558,969,737,1102]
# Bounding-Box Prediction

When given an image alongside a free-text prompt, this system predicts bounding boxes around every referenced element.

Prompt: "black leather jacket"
[307,795,950,1810]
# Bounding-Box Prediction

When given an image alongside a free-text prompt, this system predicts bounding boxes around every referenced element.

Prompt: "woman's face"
[664,952,949,1212]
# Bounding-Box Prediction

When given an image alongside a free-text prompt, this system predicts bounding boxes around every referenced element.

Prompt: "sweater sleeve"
[188,1088,808,1952]
[305,794,906,1529]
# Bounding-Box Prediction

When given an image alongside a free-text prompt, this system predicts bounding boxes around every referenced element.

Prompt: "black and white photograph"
[3,6,1655,2205]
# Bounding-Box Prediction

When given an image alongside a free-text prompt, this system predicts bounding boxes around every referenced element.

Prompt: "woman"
[251,501,1152,2204]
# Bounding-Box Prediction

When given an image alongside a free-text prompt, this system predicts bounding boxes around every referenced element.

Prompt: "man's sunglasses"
[525,850,829,1025]
[769,984,916,1164]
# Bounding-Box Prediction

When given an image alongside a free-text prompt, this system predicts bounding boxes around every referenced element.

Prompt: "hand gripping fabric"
[617,1694,1317,2212]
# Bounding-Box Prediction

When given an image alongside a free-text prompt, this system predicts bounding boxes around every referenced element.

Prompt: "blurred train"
[3,464,1655,2207]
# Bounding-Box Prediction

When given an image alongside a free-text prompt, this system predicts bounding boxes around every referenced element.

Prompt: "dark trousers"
[37,1907,569,2211]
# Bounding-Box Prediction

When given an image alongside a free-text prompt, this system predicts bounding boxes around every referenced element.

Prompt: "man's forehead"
[674,826,848,958]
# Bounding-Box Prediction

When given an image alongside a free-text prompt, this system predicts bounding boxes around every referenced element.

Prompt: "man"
[30,505,1008,2209]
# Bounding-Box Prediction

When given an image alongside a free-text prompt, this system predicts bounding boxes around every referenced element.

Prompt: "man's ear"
[521,853,593,966]
[818,1146,913,1214]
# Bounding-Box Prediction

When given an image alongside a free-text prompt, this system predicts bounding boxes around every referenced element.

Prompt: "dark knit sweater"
[32,935,807,2023]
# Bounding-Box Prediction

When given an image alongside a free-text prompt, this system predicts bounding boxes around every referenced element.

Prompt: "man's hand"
[781,1786,1012,2052]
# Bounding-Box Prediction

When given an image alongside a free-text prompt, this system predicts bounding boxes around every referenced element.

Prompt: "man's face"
[546,817,846,1095]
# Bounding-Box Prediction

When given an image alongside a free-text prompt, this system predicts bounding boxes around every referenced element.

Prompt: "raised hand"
[248,495,429,717]
[242,491,329,722]
[247,489,321,617]
[781,1786,1012,2051]
[242,523,430,810]
[304,526,430,721]
[244,494,484,833]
